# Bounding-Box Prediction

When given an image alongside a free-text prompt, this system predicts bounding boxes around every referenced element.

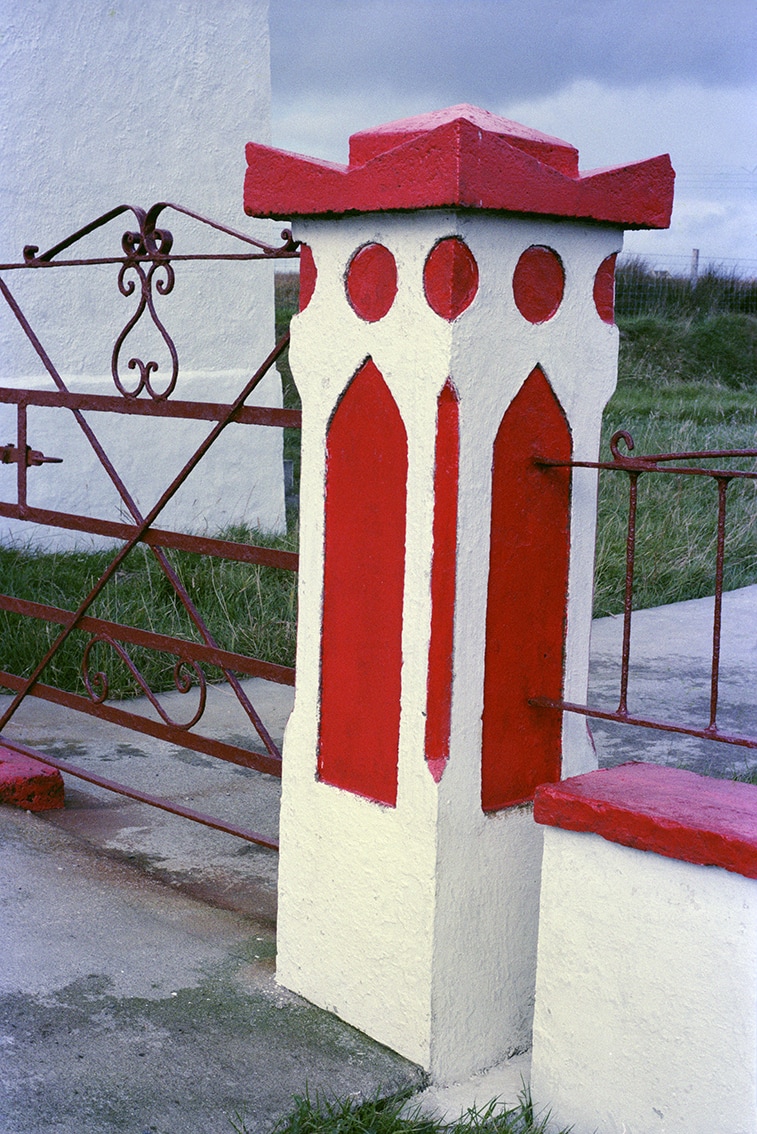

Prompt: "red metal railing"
[533,431,757,751]
[0,203,300,847]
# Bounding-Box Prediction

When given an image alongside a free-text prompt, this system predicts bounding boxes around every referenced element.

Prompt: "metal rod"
[0,670,282,776]
[0,593,295,685]
[16,402,27,510]
[0,736,279,850]
[0,385,301,429]
[708,477,731,730]
[618,471,639,716]
[531,697,757,751]
[0,502,298,570]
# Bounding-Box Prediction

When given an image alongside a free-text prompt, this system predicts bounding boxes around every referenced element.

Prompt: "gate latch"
[0,443,63,467]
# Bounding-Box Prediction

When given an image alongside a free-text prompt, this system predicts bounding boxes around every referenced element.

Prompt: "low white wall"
[0,1,283,548]
[532,768,757,1134]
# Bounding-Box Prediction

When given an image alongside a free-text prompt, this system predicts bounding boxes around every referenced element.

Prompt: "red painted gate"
[0,203,300,849]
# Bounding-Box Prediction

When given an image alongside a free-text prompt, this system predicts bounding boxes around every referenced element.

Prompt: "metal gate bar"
[0,203,300,842]
[0,736,278,849]
[533,430,757,750]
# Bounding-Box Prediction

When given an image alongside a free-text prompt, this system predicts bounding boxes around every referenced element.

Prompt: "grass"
[594,311,757,616]
[0,523,298,700]
[0,276,755,699]
[616,258,757,320]
[231,1087,570,1134]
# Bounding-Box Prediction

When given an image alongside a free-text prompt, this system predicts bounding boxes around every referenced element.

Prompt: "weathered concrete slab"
[0,806,424,1134]
[589,585,757,778]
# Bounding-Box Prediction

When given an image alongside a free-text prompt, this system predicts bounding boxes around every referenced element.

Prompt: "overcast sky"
[269,1,756,269]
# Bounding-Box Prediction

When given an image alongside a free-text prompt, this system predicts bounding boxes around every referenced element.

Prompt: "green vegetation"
[615,258,757,320]
[0,273,754,699]
[232,1087,569,1134]
[595,310,756,616]
[0,525,298,700]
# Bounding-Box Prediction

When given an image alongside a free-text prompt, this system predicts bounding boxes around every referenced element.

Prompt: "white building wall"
[0,0,284,547]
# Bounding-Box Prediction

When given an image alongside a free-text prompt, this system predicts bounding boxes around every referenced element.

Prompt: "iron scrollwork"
[111,209,179,400]
[82,634,207,729]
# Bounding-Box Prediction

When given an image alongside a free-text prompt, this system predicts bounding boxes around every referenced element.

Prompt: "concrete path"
[0,679,423,1134]
[1,587,755,1131]
[588,584,757,778]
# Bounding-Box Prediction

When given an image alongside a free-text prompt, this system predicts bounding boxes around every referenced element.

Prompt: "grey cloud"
[271,0,756,105]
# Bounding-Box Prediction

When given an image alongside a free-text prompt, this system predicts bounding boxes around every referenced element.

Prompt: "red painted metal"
[481,367,571,811]
[533,432,757,752]
[244,105,675,229]
[512,245,565,324]
[318,359,407,806]
[425,380,459,782]
[0,203,299,846]
[534,763,757,880]
[345,243,398,322]
[593,253,617,324]
[1,737,278,849]
[423,237,479,321]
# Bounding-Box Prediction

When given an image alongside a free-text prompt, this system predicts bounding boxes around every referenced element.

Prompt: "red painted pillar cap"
[244,104,674,229]
[535,762,757,879]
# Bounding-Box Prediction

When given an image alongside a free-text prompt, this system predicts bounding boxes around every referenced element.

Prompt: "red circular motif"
[423,237,479,321]
[593,253,617,324]
[512,245,565,324]
[345,243,397,322]
[299,244,317,311]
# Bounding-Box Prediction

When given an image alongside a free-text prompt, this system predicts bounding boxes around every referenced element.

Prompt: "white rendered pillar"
[245,105,674,1081]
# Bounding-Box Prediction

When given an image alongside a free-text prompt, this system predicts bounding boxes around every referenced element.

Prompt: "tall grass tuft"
[231,1087,570,1134]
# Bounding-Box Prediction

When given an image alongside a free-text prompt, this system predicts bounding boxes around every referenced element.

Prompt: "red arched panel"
[318,359,408,806]
[481,367,571,811]
[425,380,459,782]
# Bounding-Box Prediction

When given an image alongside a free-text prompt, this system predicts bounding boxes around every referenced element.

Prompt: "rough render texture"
[535,761,757,877]
[0,0,282,549]
[0,746,64,811]
[276,208,622,1081]
[531,826,757,1134]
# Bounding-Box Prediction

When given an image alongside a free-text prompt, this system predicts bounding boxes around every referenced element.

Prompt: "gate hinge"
[0,444,63,467]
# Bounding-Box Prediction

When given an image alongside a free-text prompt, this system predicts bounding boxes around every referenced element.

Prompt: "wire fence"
[616,253,757,319]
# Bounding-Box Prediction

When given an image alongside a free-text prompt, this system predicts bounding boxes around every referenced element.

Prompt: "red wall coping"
[244,105,674,229]
[534,762,757,879]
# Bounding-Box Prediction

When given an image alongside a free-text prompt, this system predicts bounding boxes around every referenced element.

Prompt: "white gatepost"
[244,105,674,1082]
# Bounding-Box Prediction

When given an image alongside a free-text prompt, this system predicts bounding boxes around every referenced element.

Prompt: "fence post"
[244,105,674,1082]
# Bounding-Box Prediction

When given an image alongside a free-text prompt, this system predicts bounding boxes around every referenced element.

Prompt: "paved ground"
[1,587,755,1132]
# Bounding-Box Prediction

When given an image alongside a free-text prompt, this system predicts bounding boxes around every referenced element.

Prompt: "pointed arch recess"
[425,380,459,782]
[481,366,571,812]
[318,359,408,806]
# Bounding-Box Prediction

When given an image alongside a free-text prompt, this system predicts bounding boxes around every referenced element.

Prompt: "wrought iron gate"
[0,203,300,849]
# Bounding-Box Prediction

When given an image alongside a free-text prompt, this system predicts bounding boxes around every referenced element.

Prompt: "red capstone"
[0,746,64,811]
[513,245,565,323]
[244,104,674,229]
[534,762,757,879]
